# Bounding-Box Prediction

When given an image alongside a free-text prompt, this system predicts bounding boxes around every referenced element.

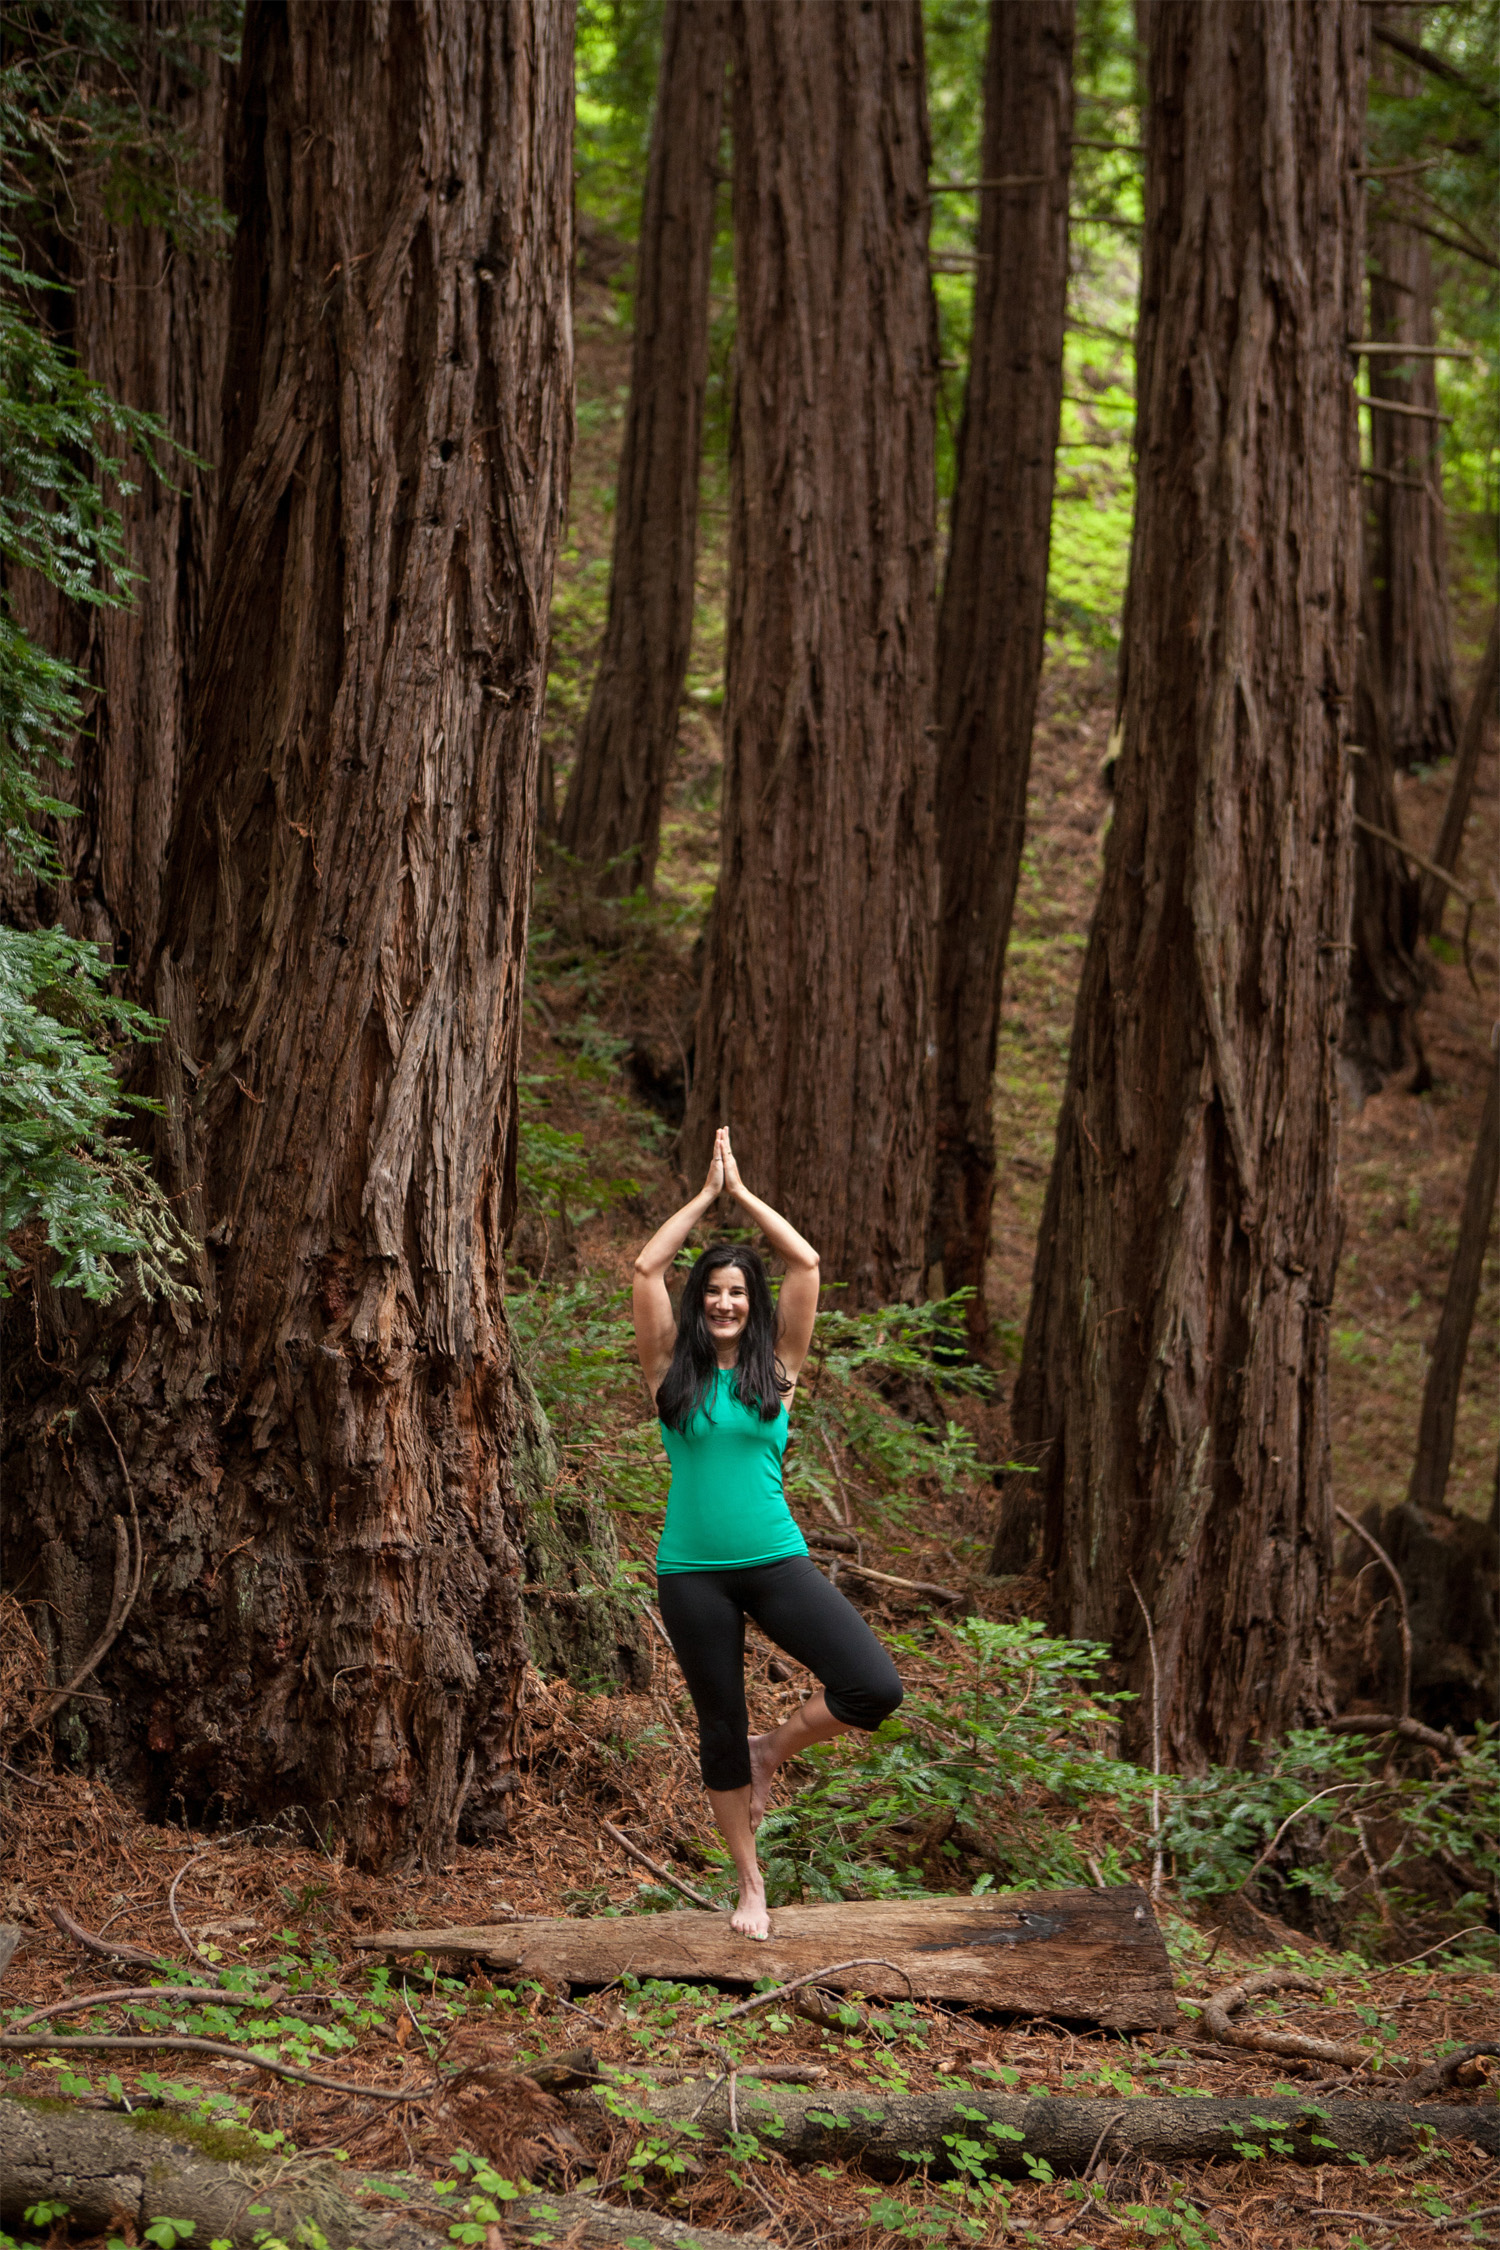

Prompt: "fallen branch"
[46,1900,165,1970]
[1408,2040,1500,2100]
[1327,1714,1461,1757]
[601,1819,716,1910]
[0,2031,440,2103]
[1198,1970,1409,2075]
[706,1958,916,2026]
[0,2097,760,2250]
[0,1927,20,1987]
[837,1561,964,1605]
[7,1983,288,2034]
[1335,1508,1414,1719]
[169,1848,231,1974]
[586,2080,1498,2170]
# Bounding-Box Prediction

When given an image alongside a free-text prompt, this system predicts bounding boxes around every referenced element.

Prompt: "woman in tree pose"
[633,1127,904,1938]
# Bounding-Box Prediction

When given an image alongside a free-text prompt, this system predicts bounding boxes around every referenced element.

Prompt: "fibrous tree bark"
[2,0,574,1866]
[683,0,939,1307]
[556,0,727,895]
[993,1,1366,1770]
[1364,11,1457,771]
[3,1,229,986]
[928,0,1073,1342]
[1406,1046,1499,1516]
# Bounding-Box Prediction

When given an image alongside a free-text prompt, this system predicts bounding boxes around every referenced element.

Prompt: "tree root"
[587,2079,1498,2173]
[0,2098,759,2250]
[1198,1969,1410,2073]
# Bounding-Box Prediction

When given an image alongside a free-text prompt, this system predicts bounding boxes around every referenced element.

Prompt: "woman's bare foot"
[748,1732,780,1829]
[730,1879,771,1940]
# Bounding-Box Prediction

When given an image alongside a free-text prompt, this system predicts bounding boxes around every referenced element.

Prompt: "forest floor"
[2,281,1496,2250]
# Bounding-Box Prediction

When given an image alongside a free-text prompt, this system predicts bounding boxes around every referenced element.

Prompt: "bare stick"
[1198,1969,1410,2074]
[46,1901,163,1970]
[40,1394,144,1720]
[706,1958,916,2027]
[818,1428,855,1527]
[7,1984,288,2033]
[1127,1573,1164,1902]
[1335,1508,1413,1720]
[1327,1714,1459,1757]
[601,1819,715,1910]
[168,1850,230,1975]
[1409,2040,1500,2100]
[837,1561,964,1605]
[0,2030,441,2102]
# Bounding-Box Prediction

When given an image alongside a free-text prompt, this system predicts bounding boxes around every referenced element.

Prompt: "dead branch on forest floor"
[601,1818,716,1909]
[1198,1969,1411,2074]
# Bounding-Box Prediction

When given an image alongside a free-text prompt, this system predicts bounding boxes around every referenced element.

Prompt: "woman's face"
[703,1262,751,1351]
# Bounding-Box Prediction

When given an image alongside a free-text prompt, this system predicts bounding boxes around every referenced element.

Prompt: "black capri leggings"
[656,1554,904,1792]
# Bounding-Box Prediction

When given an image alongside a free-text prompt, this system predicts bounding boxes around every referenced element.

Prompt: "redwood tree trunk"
[3,1,228,984]
[682,0,938,1307]
[1366,15,1457,771]
[1406,1048,1499,1517]
[993,1,1365,1770]
[556,0,727,895]
[3,0,574,1868]
[929,0,1073,1340]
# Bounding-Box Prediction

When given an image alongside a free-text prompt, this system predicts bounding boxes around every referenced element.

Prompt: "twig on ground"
[39,1394,144,1721]
[7,1984,288,2033]
[837,1561,963,1604]
[168,1850,230,1974]
[46,1901,163,1970]
[706,1959,916,2026]
[1335,1507,1413,1720]
[818,1429,855,1528]
[600,1820,716,1911]
[1083,2106,1128,2178]
[1127,1572,1164,1903]
[1408,2040,1500,2099]
[0,2030,441,2102]
[1197,1969,1409,2074]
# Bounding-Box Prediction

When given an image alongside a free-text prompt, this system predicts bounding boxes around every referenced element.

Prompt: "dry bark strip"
[588,2081,1499,2174]
[0,2099,756,2250]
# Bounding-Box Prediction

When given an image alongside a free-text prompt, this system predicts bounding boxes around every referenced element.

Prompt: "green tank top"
[655,1367,808,1574]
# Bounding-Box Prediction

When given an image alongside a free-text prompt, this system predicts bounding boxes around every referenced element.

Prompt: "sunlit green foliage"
[0,4,228,1303]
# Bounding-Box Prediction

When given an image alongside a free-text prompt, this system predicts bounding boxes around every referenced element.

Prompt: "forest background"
[0,2,1498,2247]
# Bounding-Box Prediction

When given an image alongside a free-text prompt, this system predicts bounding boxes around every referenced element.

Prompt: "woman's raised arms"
[719,1131,821,1387]
[632,1135,726,1398]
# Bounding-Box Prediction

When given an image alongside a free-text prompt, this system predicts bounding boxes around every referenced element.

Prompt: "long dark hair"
[656,1243,790,1433]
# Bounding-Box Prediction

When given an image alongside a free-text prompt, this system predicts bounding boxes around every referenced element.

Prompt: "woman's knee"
[825,1664,903,1733]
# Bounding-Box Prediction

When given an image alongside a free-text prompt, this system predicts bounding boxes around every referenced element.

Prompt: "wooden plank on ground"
[355,1885,1174,2030]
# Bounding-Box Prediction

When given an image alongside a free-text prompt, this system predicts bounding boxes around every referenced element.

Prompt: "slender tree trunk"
[1365,12,1457,771]
[682,0,939,1308]
[928,1,1073,1343]
[2,1,228,986]
[1421,605,1499,935]
[2,0,575,1868]
[557,1,727,895]
[1343,567,1430,1099]
[992,1,1366,1771]
[1406,1048,1499,1516]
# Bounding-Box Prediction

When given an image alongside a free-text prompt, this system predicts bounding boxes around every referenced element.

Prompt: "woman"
[633,1126,903,1939]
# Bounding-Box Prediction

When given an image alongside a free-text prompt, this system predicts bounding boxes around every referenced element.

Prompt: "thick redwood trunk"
[557,1,727,895]
[3,2,228,984]
[682,0,938,1307]
[993,2,1365,1770]
[1406,1049,1499,1517]
[3,0,574,1867]
[929,0,1073,1340]
[1365,16,1457,771]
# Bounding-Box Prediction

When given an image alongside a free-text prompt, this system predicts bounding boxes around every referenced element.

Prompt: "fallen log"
[355,1885,1176,2031]
[588,2079,1500,2174]
[0,2097,758,2250]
